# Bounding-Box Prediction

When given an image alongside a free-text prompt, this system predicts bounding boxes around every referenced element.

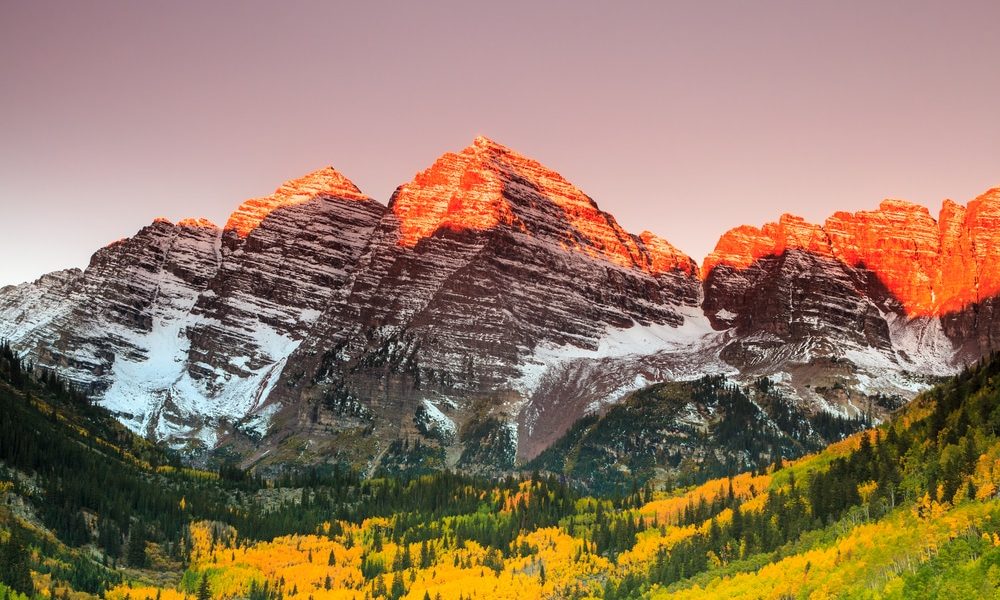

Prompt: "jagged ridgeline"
[6,340,1000,598]
[2,137,998,475]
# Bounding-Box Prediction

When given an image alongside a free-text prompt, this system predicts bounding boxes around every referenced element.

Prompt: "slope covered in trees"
[4,340,1000,598]
[529,375,871,494]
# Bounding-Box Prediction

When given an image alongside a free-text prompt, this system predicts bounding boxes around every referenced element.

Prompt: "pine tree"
[197,573,211,600]
[0,528,34,595]
[126,526,147,568]
[389,572,405,600]
[419,540,430,568]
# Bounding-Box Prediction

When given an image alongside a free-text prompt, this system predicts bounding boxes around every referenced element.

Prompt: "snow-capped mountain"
[1,137,998,470]
[0,169,385,447]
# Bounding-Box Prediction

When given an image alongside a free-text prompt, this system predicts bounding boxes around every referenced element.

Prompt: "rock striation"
[1,138,998,471]
[264,137,702,467]
[0,169,385,445]
[704,189,1000,319]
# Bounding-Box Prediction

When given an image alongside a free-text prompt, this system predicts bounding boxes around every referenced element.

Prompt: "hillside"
[528,375,871,495]
[6,344,1000,598]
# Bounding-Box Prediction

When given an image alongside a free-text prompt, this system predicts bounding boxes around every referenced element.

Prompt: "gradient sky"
[2,1,999,287]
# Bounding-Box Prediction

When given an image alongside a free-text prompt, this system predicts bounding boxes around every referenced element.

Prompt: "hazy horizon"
[3,0,999,286]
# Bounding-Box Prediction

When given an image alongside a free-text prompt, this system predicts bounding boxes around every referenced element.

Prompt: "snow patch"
[515,305,723,396]
[99,268,301,446]
[420,399,457,438]
[885,313,959,375]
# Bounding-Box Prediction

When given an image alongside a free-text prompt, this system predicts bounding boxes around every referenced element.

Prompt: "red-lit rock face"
[703,214,833,274]
[177,217,218,229]
[638,231,698,277]
[703,188,1000,316]
[942,190,1000,312]
[391,136,696,276]
[391,137,513,245]
[224,167,371,237]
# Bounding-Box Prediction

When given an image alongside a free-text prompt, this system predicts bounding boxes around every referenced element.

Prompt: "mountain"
[1,168,385,448]
[259,136,703,469]
[1,137,998,473]
[705,192,1000,354]
[703,193,1000,415]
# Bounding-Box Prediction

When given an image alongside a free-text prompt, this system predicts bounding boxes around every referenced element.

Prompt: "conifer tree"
[126,527,147,568]
[197,573,211,600]
[0,528,34,595]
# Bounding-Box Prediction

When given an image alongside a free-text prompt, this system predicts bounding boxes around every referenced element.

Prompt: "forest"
[3,339,1000,599]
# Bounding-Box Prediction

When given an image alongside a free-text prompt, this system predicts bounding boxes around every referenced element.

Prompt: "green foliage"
[457,416,516,471]
[126,525,148,567]
[374,438,447,477]
[893,518,1000,598]
[0,527,33,595]
[197,572,212,600]
[4,335,1000,599]
[531,375,868,495]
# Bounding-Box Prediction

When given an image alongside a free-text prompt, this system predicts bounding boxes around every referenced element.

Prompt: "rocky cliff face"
[0,169,385,446]
[259,137,703,468]
[701,191,1000,421]
[0,219,220,390]
[1,138,997,472]
[704,189,1000,321]
[177,168,386,443]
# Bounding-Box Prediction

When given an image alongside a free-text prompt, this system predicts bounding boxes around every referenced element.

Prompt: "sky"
[1,0,999,287]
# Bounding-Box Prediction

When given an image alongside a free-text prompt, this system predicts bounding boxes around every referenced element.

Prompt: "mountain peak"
[471,134,503,150]
[177,217,219,229]
[390,140,515,246]
[224,167,370,237]
[389,138,696,275]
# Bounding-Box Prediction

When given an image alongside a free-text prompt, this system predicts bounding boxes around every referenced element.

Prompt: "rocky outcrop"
[1,137,997,472]
[704,189,1000,321]
[701,191,1000,418]
[263,137,703,468]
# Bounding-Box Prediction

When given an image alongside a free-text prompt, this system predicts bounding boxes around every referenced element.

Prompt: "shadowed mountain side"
[0,137,997,476]
[253,147,703,470]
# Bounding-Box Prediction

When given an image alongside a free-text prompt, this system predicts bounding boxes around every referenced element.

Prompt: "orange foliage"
[640,472,771,525]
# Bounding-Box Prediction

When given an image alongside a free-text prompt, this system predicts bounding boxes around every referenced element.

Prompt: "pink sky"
[2,1,999,287]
